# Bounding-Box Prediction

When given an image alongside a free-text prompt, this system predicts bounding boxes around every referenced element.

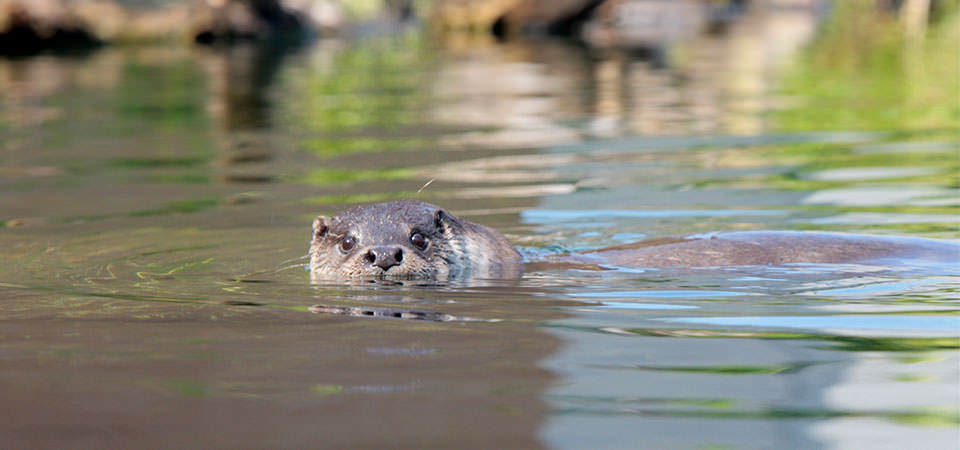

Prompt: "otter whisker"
[417,177,437,193]
[275,263,309,272]
[278,255,310,265]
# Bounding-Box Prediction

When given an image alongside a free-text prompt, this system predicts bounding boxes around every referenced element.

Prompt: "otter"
[308,200,959,281]
[309,200,523,280]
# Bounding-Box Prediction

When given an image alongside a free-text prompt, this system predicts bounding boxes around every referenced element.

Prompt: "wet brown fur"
[309,200,959,280]
[567,231,958,267]
[309,200,522,281]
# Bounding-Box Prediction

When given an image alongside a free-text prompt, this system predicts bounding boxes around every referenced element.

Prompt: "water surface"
[1,7,958,449]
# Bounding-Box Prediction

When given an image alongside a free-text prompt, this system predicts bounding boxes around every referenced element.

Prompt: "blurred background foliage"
[777,0,959,132]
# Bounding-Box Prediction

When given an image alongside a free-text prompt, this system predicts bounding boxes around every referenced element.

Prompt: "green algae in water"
[311,384,345,396]
[552,405,959,427]
[547,325,960,352]
[137,378,211,398]
[592,362,824,375]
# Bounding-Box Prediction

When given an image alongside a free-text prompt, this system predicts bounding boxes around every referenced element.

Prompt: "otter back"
[563,231,959,268]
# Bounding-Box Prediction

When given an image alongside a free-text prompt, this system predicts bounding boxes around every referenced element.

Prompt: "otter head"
[309,200,522,281]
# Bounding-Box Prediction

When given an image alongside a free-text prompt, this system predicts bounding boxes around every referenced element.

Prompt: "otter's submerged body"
[308,200,958,281]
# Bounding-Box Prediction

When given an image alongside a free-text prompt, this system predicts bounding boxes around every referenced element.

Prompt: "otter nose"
[364,247,404,271]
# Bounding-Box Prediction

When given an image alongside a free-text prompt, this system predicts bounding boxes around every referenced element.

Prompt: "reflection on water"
[541,265,958,449]
[1,3,959,449]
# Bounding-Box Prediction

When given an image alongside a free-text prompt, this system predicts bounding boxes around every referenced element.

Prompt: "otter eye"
[410,232,427,250]
[339,236,356,253]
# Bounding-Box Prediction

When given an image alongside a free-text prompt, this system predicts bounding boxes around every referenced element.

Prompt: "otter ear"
[434,208,459,231]
[434,209,447,229]
[312,216,329,239]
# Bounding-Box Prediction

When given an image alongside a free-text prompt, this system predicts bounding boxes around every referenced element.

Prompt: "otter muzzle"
[364,247,404,271]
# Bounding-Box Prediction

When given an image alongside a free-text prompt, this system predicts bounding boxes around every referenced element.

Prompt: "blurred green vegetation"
[299,136,433,156]
[684,137,958,234]
[284,33,432,143]
[118,58,210,129]
[303,190,422,206]
[760,141,952,188]
[50,198,222,225]
[777,0,960,132]
[296,167,415,185]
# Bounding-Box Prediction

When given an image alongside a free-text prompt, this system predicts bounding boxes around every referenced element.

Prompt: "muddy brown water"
[2,14,959,450]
